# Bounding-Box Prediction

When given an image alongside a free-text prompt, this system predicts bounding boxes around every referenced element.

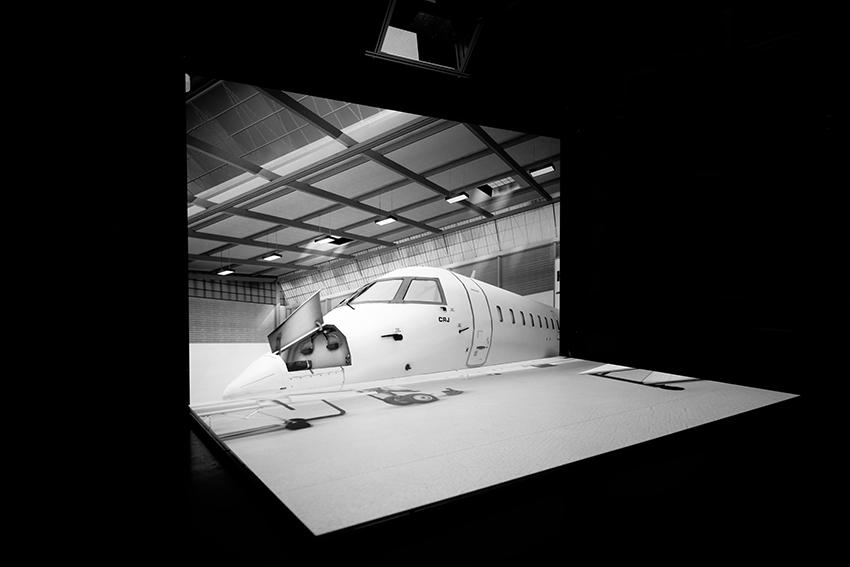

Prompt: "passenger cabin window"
[520,311,526,325]
[537,315,542,327]
[556,320,560,330]
[350,279,403,304]
[496,306,503,322]
[544,317,549,329]
[530,314,535,327]
[403,279,443,303]
[550,317,555,330]
[509,309,515,324]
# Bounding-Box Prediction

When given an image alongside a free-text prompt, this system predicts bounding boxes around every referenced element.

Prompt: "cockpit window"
[350,279,403,304]
[403,279,443,303]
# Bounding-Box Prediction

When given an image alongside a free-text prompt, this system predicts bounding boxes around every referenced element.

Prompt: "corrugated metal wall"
[189,297,279,343]
[501,245,555,296]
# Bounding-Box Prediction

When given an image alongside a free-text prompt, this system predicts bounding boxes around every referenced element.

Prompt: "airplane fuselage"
[223,267,560,400]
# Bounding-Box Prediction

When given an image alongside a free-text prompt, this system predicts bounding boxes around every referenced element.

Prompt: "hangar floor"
[192,357,796,535]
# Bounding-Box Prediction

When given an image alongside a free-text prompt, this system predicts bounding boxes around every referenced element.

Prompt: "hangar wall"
[189,297,279,343]
[281,201,561,312]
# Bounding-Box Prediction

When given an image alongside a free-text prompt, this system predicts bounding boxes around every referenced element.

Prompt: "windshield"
[349,279,404,304]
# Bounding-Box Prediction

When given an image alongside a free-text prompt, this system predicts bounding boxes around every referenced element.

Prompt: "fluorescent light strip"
[217,267,235,276]
[529,164,555,178]
[314,236,336,245]
[262,252,283,261]
[445,192,469,204]
[375,217,396,226]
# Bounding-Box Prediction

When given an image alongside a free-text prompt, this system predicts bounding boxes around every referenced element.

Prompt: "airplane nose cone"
[222,354,287,400]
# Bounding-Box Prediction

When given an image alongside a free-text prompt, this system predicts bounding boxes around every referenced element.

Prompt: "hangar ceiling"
[187,83,561,281]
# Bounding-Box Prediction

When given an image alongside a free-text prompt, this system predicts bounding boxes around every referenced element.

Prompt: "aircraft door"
[459,276,492,366]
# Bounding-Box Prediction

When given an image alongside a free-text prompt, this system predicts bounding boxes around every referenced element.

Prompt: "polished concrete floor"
[197,357,796,535]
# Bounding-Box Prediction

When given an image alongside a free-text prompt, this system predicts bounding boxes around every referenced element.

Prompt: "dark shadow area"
[80,3,834,562]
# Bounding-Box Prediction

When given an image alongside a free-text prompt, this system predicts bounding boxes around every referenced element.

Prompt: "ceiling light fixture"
[262,252,283,261]
[216,266,235,276]
[445,192,469,204]
[529,164,555,178]
[375,217,396,226]
[314,236,337,245]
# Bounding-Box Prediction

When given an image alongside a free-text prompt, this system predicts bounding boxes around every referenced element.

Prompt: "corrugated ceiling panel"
[207,92,286,140]
[195,215,277,238]
[381,227,421,242]
[233,265,274,275]
[349,110,422,144]
[345,220,400,239]
[481,126,525,144]
[220,82,258,104]
[219,245,273,260]
[188,237,223,255]
[402,199,458,222]
[188,260,222,271]
[186,104,206,131]
[250,191,338,219]
[209,176,269,204]
[313,160,406,199]
[256,227,321,246]
[504,137,561,166]
[265,138,349,180]
[187,82,232,121]
[263,251,314,264]
[426,154,509,191]
[361,182,432,211]
[311,207,377,230]
[187,205,206,217]
[383,124,487,174]
[244,124,326,166]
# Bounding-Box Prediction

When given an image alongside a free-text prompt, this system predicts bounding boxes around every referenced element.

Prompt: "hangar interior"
[187,81,563,404]
[178,2,824,562]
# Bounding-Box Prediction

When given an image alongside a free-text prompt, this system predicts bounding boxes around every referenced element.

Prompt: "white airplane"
[219,266,562,404]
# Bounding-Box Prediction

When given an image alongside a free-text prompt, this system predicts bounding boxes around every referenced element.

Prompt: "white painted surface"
[189,343,270,404]
[381,26,420,61]
[206,358,796,535]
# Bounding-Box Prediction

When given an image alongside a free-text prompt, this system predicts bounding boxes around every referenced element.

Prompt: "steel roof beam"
[187,116,440,226]
[363,150,494,218]
[463,124,553,201]
[190,131,535,256]
[258,88,359,147]
[291,133,537,225]
[288,180,441,234]
[187,231,354,259]
[296,153,561,240]
[188,253,318,271]
[231,209,397,248]
[188,270,279,283]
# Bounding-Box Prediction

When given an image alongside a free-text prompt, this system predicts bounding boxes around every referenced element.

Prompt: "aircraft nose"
[222,353,287,400]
